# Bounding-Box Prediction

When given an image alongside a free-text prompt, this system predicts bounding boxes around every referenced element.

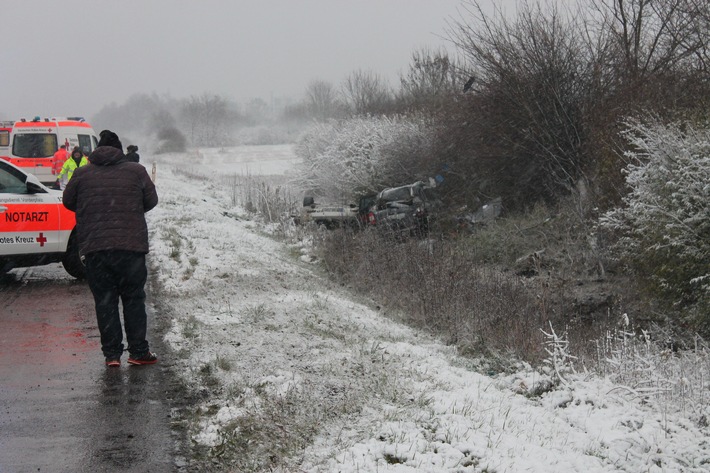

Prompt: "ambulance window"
[78,134,93,155]
[92,135,99,150]
[0,130,9,147]
[12,133,58,158]
[0,162,29,194]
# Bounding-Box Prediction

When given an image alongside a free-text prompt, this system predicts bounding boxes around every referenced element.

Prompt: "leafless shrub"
[223,172,297,223]
[445,1,591,210]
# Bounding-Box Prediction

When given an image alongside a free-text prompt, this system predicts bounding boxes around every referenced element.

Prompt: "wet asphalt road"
[0,264,183,473]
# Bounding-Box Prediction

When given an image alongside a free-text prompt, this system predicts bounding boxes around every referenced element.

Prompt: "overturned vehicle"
[294,181,439,239]
[365,181,437,238]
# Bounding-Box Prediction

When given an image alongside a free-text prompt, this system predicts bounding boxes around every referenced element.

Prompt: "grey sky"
[1,0,515,120]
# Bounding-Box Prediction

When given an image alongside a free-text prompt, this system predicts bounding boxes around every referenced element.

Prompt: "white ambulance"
[0,159,83,278]
[5,117,99,185]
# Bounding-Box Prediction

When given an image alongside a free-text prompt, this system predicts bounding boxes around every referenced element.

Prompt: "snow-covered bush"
[293,115,435,201]
[594,326,710,426]
[601,120,710,323]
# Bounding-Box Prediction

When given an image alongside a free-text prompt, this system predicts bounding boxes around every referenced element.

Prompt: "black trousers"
[84,250,150,359]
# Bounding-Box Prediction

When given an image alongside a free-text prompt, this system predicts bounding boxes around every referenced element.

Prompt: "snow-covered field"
[151,144,298,176]
[146,146,710,472]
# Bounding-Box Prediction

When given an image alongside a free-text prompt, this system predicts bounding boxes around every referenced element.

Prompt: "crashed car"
[367,181,436,238]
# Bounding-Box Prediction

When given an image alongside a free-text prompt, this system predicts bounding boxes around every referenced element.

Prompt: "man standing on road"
[63,130,159,367]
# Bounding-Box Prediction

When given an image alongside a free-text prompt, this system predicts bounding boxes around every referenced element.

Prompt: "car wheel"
[62,232,86,279]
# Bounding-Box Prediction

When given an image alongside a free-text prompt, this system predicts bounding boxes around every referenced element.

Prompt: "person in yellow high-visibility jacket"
[57,147,89,190]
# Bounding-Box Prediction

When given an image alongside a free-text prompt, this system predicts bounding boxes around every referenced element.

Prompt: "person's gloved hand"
[55,179,61,189]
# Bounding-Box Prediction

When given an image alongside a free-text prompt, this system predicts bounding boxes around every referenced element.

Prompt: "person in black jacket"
[126,144,140,163]
[63,130,159,367]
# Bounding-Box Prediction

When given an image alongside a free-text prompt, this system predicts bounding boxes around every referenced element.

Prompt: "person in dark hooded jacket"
[126,144,140,163]
[63,130,159,367]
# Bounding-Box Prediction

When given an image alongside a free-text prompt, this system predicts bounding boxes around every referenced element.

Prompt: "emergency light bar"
[18,116,85,123]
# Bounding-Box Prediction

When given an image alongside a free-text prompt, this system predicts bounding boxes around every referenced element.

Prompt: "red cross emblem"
[36,232,47,247]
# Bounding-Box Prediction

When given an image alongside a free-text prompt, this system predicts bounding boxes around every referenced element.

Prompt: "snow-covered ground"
[146,146,710,472]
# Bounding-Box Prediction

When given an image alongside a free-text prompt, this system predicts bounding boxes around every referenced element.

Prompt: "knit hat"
[98,130,123,151]
[127,145,138,153]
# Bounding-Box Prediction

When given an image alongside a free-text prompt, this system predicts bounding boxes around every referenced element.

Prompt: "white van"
[5,117,99,185]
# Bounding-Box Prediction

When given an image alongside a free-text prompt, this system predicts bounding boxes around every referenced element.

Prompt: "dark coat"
[62,146,158,256]
[126,151,140,163]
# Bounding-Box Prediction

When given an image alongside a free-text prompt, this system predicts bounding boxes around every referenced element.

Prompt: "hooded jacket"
[126,145,140,163]
[62,145,158,256]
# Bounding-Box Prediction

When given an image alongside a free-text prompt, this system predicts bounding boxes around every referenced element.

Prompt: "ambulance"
[5,117,99,185]
[0,158,84,278]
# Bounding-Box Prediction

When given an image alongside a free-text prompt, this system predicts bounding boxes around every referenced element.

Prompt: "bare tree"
[304,80,342,121]
[181,94,230,146]
[589,0,710,107]
[341,69,393,116]
[397,48,462,112]
[445,1,592,208]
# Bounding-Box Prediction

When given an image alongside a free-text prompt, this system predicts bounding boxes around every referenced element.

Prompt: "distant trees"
[92,91,300,150]
[92,93,178,139]
[180,94,233,146]
[295,49,464,120]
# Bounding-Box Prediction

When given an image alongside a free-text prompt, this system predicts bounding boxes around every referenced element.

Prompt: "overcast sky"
[1,0,516,120]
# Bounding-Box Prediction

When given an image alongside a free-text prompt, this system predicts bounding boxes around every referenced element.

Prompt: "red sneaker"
[105,358,121,367]
[127,352,158,365]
